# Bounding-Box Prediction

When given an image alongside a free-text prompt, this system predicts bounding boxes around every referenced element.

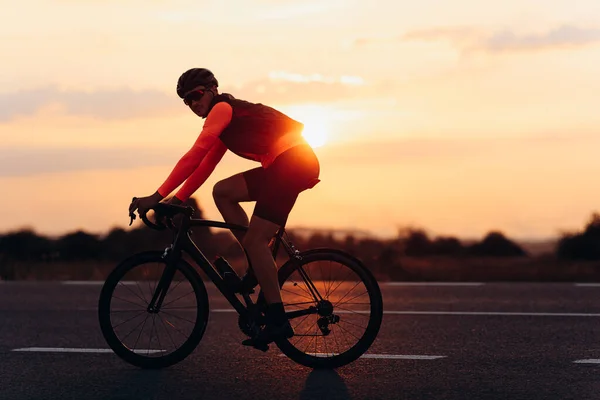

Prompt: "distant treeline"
[0,198,599,280]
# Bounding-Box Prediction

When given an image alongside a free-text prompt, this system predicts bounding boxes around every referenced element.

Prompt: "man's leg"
[241,214,294,349]
[212,172,252,244]
[241,215,282,304]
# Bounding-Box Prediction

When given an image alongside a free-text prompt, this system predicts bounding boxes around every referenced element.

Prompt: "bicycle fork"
[147,246,179,313]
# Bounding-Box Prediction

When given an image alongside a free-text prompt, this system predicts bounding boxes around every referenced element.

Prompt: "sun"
[280,104,332,148]
[296,108,331,148]
[302,120,328,148]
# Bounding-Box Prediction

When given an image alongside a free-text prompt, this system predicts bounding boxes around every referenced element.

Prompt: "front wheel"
[270,248,383,369]
[98,251,209,369]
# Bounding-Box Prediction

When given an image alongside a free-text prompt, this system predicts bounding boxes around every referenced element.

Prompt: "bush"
[557,213,600,260]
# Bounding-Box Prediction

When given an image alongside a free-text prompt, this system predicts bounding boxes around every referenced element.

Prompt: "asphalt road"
[2,280,600,400]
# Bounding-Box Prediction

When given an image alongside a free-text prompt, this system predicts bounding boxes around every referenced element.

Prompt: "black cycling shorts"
[243,144,320,227]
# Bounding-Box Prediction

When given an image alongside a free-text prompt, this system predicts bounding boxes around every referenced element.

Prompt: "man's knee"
[212,179,233,203]
[213,174,249,204]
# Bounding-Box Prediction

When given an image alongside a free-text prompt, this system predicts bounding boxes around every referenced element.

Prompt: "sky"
[2,0,600,241]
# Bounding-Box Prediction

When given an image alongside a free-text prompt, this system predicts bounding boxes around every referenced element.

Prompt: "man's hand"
[164,196,186,228]
[129,191,164,220]
[165,196,184,206]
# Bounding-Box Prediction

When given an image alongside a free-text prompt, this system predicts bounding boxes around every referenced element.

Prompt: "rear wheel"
[268,248,383,368]
[98,251,209,369]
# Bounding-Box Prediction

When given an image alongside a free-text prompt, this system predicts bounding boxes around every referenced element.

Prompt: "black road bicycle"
[98,202,383,369]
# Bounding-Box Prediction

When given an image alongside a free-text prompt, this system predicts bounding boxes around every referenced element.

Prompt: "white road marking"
[360,354,445,360]
[382,311,600,317]
[11,347,164,354]
[382,282,484,286]
[59,281,485,286]
[573,359,600,364]
[277,353,445,360]
[211,309,600,317]
[61,281,138,285]
[11,347,443,361]
[49,281,600,288]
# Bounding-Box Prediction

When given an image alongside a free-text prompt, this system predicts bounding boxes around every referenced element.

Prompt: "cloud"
[0,72,372,121]
[268,71,365,86]
[0,146,181,177]
[353,27,477,47]
[252,0,346,20]
[0,87,180,122]
[223,71,377,105]
[318,133,600,166]
[483,25,600,52]
[352,24,600,53]
[400,27,482,49]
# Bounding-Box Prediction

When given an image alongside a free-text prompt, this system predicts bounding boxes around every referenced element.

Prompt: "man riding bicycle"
[128,68,321,350]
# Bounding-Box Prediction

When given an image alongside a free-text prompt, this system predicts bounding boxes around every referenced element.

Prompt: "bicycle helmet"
[176,68,219,98]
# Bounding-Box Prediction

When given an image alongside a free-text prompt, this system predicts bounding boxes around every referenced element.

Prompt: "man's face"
[183,85,214,118]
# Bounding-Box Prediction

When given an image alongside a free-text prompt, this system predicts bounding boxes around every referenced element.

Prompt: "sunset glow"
[2,0,600,241]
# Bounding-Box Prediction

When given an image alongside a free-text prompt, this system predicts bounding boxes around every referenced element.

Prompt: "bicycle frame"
[147,215,312,323]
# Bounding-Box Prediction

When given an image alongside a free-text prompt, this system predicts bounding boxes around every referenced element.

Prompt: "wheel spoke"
[112,310,146,330]
[119,313,149,343]
[160,309,197,325]
[117,282,148,306]
[330,280,362,305]
[132,313,150,350]
[327,268,356,299]
[333,288,368,308]
[338,317,367,331]
[112,296,146,309]
[281,287,314,302]
[335,321,361,341]
[334,304,371,317]
[161,289,196,308]
[285,280,315,300]
[158,313,178,351]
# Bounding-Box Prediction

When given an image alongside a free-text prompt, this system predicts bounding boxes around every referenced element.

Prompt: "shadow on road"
[300,368,351,400]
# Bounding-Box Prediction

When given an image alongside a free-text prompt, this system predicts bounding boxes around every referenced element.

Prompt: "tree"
[556,213,600,260]
[0,229,53,261]
[468,231,527,257]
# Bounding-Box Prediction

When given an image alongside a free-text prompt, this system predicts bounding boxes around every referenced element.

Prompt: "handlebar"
[129,198,195,231]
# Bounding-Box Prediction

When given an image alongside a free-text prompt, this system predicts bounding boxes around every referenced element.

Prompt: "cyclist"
[128,68,320,350]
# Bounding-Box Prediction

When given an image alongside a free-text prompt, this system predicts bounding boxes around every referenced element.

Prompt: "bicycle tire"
[268,248,384,369]
[98,251,209,369]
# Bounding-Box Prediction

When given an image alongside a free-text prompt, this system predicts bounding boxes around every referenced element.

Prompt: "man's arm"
[171,140,228,202]
[156,102,233,198]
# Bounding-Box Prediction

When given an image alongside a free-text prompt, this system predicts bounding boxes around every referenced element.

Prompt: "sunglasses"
[183,89,206,106]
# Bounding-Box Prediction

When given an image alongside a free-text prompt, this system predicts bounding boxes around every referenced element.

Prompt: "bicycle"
[98,200,383,369]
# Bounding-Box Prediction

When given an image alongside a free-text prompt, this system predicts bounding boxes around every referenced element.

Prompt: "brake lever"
[129,211,136,226]
[129,196,138,226]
